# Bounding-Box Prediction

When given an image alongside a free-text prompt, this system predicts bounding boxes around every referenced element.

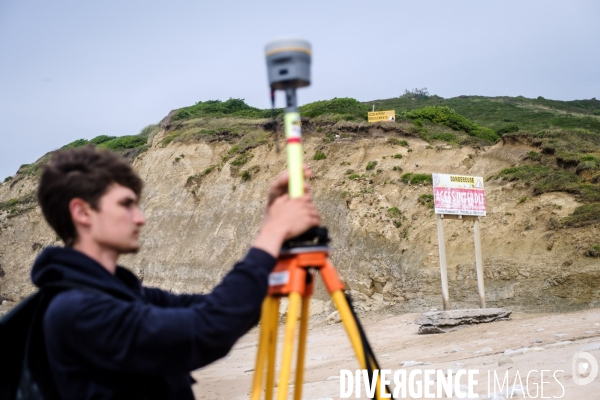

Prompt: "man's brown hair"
[38,145,143,246]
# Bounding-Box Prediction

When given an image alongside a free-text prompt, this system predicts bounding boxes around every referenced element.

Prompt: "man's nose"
[134,207,146,225]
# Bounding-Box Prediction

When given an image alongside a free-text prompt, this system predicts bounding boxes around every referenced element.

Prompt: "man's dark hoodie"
[31,246,276,399]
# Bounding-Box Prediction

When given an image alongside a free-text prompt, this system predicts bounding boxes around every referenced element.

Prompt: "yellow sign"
[368,110,396,123]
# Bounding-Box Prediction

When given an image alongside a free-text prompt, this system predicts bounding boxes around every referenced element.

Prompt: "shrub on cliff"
[173,98,275,121]
[405,106,498,142]
[299,98,370,121]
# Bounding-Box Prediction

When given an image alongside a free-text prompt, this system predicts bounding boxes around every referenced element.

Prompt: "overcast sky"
[1,0,598,180]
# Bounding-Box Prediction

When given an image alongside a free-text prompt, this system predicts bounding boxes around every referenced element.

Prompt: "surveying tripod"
[251,39,391,400]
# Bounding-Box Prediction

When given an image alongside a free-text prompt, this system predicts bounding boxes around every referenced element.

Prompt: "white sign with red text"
[432,173,486,216]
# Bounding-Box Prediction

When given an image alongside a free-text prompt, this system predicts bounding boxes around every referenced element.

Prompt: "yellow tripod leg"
[276,292,301,400]
[331,290,366,368]
[293,295,310,400]
[331,290,386,400]
[370,355,385,399]
[265,296,280,400]
[251,298,273,400]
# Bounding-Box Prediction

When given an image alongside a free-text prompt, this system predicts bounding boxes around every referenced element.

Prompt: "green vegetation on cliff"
[4,93,600,228]
[61,124,159,152]
[404,106,498,142]
[370,92,600,133]
[173,98,277,120]
[0,192,36,218]
[299,97,369,121]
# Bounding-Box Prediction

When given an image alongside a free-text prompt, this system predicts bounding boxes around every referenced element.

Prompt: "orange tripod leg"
[256,249,388,399]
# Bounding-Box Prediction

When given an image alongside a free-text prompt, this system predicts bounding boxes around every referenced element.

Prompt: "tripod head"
[281,227,330,255]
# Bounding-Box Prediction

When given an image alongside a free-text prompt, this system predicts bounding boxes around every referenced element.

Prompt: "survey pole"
[436,214,450,311]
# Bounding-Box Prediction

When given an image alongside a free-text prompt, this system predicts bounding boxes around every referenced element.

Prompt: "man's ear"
[69,198,93,228]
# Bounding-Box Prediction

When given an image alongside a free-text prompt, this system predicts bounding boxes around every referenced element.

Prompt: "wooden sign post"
[432,173,487,310]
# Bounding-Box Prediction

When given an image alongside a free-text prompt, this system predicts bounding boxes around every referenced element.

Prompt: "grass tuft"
[387,207,402,218]
[366,161,378,170]
[418,194,434,208]
[231,152,253,166]
[0,192,37,218]
[401,173,432,185]
[563,203,600,227]
[313,150,327,160]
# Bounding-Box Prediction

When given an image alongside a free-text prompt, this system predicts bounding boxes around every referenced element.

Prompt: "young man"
[32,145,320,399]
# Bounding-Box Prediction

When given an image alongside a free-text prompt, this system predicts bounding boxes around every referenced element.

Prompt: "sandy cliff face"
[1,125,599,315]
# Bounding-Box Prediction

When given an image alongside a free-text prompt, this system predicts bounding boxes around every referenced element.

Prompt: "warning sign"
[368,110,395,123]
[432,173,486,216]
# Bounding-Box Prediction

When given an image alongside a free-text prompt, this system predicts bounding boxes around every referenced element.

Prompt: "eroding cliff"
[1,119,599,316]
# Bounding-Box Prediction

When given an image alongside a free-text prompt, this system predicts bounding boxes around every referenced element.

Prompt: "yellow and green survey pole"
[265,39,312,198]
[283,97,304,198]
[259,39,390,400]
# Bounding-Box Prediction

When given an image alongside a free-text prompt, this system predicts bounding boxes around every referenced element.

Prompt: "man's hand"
[253,167,321,258]
[266,165,313,207]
